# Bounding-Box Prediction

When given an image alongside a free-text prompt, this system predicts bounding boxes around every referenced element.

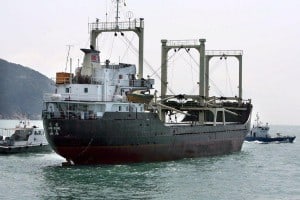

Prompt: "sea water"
[0,120,299,200]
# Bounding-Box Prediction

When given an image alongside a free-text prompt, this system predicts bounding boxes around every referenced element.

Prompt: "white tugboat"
[0,120,50,154]
[245,113,296,143]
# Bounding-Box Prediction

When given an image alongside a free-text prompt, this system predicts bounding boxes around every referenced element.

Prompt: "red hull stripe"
[54,140,243,164]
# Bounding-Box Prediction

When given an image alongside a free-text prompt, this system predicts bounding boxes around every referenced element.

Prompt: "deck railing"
[89,19,143,32]
[205,50,243,56]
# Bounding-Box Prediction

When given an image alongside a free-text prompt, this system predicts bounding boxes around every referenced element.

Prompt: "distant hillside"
[0,59,55,119]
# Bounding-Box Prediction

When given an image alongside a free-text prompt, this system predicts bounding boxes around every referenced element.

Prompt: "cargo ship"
[42,1,252,165]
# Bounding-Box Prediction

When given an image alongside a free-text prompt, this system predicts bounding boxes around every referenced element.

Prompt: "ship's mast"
[89,0,144,78]
[160,39,206,123]
[65,45,73,72]
[205,50,243,103]
[160,39,207,100]
[115,0,120,28]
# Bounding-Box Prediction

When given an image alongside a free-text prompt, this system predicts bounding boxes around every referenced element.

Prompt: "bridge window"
[84,88,88,93]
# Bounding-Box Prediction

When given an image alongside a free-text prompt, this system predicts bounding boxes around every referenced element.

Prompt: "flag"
[91,54,99,63]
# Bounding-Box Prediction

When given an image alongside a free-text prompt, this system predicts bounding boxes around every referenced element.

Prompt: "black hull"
[43,112,251,164]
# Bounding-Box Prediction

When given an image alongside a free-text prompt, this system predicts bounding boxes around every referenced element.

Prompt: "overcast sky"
[1,0,300,125]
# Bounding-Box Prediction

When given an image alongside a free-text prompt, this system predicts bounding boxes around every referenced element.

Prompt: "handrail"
[205,50,243,56]
[89,19,143,32]
[166,40,200,47]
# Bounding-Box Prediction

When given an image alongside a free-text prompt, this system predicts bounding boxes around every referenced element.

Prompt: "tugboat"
[245,114,296,143]
[0,120,50,154]
[42,1,252,165]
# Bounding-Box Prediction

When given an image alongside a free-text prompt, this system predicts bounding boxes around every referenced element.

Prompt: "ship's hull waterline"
[43,112,251,165]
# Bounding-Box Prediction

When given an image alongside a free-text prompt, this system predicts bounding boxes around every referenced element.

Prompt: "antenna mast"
[65,45,73,72]
[115,0,120,29]
[114,0,126,28]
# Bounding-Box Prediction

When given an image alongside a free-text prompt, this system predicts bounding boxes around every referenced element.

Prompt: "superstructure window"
[65,88,70,93]
[84,88,88,93]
